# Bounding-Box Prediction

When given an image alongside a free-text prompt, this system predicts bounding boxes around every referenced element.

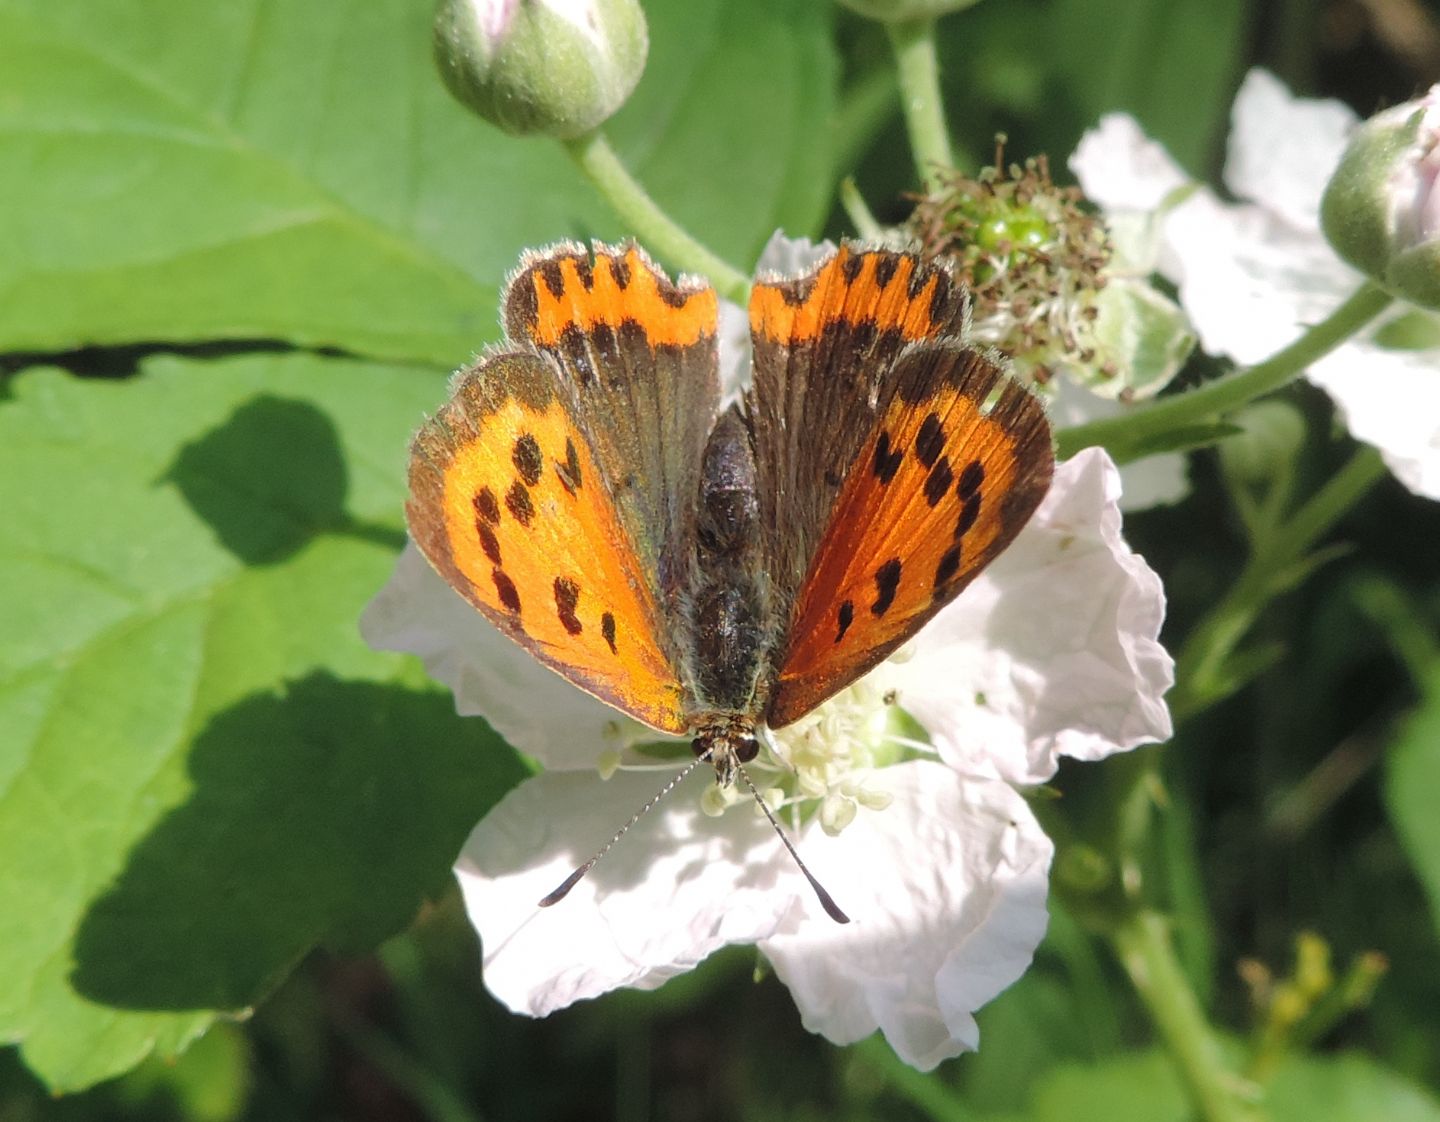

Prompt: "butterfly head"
[691,715,760,788]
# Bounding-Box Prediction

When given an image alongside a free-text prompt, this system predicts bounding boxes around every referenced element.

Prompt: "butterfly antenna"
[734,764,851,925]
[538,756,707,908]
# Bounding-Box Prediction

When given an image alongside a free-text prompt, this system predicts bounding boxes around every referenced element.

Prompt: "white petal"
[1164,188,1361,364]
[456,769,798,1015]
[360,543,654,768]
[883,449,1173,786]
[754,229,836,278]
[1308,335,1440,499]
[1070,113,1190,212]
[718,296,752,402]
[1224,69,1356,233]
[759,762,1052,1070]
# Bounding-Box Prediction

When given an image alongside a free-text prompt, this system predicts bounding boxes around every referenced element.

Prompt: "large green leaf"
[0,355,526,1091]
[1046,0,1246,174]
[0,0,837,363]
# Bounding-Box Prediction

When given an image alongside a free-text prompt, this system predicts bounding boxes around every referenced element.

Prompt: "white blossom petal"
[717,297,752,403]
[360,544,655,768]
[456,768,806,1014]
[759,762,1052,1069]
[1070,112,1190,213]
[881,449,1173,786]
[1308,342,1440,496]
[755,229,836,278]
[1080,69,1440,501]
[1163,187,1360,364]
[1223,68,1356,232]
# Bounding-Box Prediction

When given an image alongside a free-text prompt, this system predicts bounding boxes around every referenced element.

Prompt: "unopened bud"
[1321,85,1440,309]
[434,0,648,139]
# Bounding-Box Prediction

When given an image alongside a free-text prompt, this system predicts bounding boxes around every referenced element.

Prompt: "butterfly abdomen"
[687,409,771,716]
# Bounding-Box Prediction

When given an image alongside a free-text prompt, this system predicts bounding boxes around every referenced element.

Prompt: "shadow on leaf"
[163,395,404,564]
[70,671,525,1012]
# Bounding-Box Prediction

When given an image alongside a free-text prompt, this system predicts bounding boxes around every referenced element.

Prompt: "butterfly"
[406,241,1054,921]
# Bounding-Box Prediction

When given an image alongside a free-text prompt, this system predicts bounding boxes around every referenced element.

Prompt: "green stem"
[1112,911,1264,1122]
[886,18,955,183]
[1056,284,1393,462]
[840,178,884,240]
[1172,444,1389,718]
[564,129,751,304]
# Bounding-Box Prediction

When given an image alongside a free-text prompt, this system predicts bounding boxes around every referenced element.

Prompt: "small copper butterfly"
[406,241,1054,921]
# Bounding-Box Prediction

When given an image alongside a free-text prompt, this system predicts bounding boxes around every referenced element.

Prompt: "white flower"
[361,448,1172,1069]
[1072,68,1440,500]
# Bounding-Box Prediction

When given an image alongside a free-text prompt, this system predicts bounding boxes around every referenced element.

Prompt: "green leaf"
[115,1022,251,1122]
[0,355,526,1091]
[1385,660,1440,936]
[1029,1050,1191,1122]
[1047,0,1245,173]
[0,0,836,363]
[1267,1052,1440,1122]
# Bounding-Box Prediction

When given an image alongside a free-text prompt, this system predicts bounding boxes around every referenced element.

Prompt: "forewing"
[748,243,971,606]
[407,243,722,735]
[504,242,721,601]
[747,245,1054,728]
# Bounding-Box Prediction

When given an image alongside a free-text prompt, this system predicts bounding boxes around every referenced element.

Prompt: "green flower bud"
[434,0,648,140]
[836,0,982,21]
[1321,85,1440,309]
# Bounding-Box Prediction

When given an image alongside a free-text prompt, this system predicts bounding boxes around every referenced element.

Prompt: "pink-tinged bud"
[1322,86,1440,309]
[434,0,647,140]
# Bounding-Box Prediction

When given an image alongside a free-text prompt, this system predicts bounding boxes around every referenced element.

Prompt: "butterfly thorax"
[685,409,772,784]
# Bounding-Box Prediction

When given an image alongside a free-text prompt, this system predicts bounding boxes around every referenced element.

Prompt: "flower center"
[908,140,1114,387]
[696,678,910,835]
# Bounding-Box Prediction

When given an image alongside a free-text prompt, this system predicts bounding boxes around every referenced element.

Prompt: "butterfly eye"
[736,737,760,764]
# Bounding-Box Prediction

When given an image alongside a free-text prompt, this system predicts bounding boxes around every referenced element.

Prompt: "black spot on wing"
[915,413,945,468]
[513,434,543,486]
[492,569,521,614]
[958,460,985,499]
[473,487,501,525]
[934,545,961,591]
[923,456,953,507]
[873,432,903,483]
[872,559,902,616]
[554,577,582,636]
[835,600,854,643]
[956,494,981,538]
[506,480,535,527]
[557,436,583,494]
[477,523,501,566]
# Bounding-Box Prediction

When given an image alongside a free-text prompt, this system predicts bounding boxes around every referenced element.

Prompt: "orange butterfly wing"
[747,245,1054,728]
[768,346,1052,725]
[406,244,721,735]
